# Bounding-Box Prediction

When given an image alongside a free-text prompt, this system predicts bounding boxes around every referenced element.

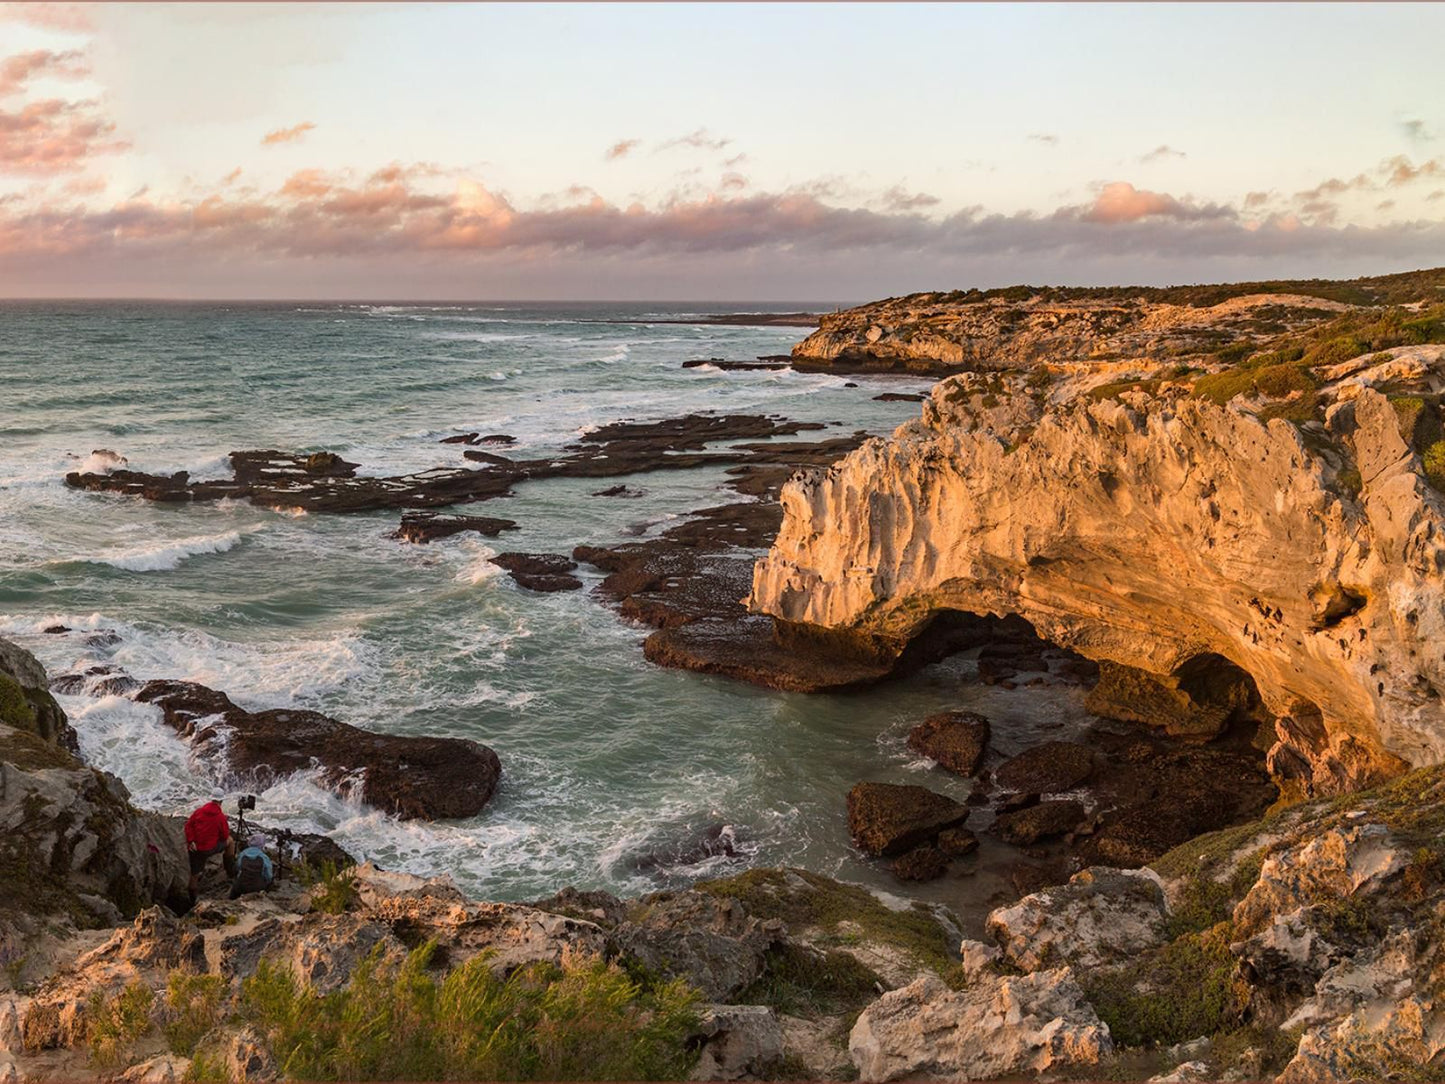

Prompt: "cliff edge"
[755,284,1445,795]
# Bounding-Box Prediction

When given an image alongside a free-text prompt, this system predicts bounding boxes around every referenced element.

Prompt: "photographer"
[229,833,275,899]
[183,796,236,901]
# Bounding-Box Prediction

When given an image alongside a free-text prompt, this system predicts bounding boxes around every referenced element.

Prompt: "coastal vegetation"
[235,944,700,1082]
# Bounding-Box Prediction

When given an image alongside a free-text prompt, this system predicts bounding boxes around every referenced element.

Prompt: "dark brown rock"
[681,358,790,371]
[392,512,518,544]
[890,846,950,882]
[993,800,1087,845]
[846,781,969,857]
[908,711,990,776]
[937,827,979,857]
[489,552,582,592]
[873,392,926,403]
[993,741,1096,795]
[133,679,501,821]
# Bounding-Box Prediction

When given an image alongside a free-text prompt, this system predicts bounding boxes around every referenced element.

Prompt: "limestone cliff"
[791,268,1441,374]
[751,335,1445,794]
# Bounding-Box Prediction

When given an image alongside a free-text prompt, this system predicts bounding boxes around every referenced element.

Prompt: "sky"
[2,1,1444,300]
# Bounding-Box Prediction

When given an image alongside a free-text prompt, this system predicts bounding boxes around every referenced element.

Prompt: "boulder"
[993,799,1085,845]
[218,914,401,995]
[134,680,502,821]
[612,892,783,1002]
[1279,996,1445,1082]
[985,867,1169,972]
[688,1004,783,1082]
[1232,822,1406,936]
[907,711,989,776]
[848,970,1112,1081]
[937,827,979,857]
[0,638,76,752]
[846,782,969,857]
[889,847,949,882]
[992,741,1095,795]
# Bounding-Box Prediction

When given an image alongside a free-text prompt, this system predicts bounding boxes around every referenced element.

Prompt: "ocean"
[0,300,1096,908]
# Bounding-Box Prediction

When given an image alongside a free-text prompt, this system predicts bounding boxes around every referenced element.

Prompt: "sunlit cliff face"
[2,1,1445,298]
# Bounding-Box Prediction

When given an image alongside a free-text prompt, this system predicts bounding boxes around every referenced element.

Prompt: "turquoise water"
[0,301,1093,910]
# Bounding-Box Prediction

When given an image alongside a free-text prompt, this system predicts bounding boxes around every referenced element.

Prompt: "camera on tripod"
[238,794,256,812]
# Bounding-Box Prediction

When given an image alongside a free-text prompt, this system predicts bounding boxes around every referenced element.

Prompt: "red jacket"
[184,801,230,852]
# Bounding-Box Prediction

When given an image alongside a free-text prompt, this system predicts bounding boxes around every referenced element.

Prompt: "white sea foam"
[91,530,244,572]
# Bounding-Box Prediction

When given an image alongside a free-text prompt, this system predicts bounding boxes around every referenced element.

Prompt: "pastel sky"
[3,1,1444,300]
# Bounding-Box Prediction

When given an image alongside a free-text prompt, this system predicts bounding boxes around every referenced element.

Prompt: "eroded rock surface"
[847,970,1112,1081]
[752,344,1445,793]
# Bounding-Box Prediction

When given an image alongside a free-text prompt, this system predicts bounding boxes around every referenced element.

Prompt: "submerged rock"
[992,741,1095,795]
[993,799,1086,845]
[489,552,583,592]
[392,511,517,543]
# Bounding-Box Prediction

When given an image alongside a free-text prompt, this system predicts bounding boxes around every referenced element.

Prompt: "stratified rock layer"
[752,350,1445,793]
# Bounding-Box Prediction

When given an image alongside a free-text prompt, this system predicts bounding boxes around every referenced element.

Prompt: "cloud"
[1401,118,1434,144]
[1076,181,1230,224]
[880,185,940,212]
[0,96,127,174]
[0,49,88,97]
[221,167,242,185]
[604,138,640,161]
[1028,133,1059,146]
[1139,144,1186,163]
[261,121,315,146]
[1383,155,1445,186]
[719,172,748,192]
[1243,190,1273,209]
[0,2,92,32]
[657,128,731,152]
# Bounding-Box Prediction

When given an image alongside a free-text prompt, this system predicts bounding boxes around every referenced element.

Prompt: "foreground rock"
[0,639,191,942]
[133,679,501,820]
[753,313,1445,793]
[848,969,1112,1081]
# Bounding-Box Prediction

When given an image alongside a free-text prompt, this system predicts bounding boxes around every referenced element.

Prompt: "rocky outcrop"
[791,289,1359,373]
[847,969,1112,1081]
[985,867,1169,972]
[132,679,501,820]
[751,346,1445,794]
[0,641,190,934]
[906,710,989,775]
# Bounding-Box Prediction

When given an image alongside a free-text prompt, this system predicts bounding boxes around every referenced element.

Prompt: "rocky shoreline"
[7,634,1445,1082]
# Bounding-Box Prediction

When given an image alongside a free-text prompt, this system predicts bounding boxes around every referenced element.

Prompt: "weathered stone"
[889,846,949,882]
[750,345,1445,793]
[993,742,1095,795]
[688,1004,783,1082]
[612,892,783,1002]
[985,867,1169,972]
[907,711,989,776]
[937,827,979,857]
[226,1026,277,1082]
[489,552,583,592]
[1232,823,1406,936]
[134,679,501,821]
[993,799,1086,845]
[848,970,1112,1081]
[1279,996,1445,1082]
[846,782,969,857]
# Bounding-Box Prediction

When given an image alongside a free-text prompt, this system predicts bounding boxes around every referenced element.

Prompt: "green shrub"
[737,942,881,1018]
[1082,925,1248,1048]
[1423,441,1445,490]
[241,942,700,1081]
[163,971,228,1056]
[87,981,156,1068]
[299,859,358,915]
